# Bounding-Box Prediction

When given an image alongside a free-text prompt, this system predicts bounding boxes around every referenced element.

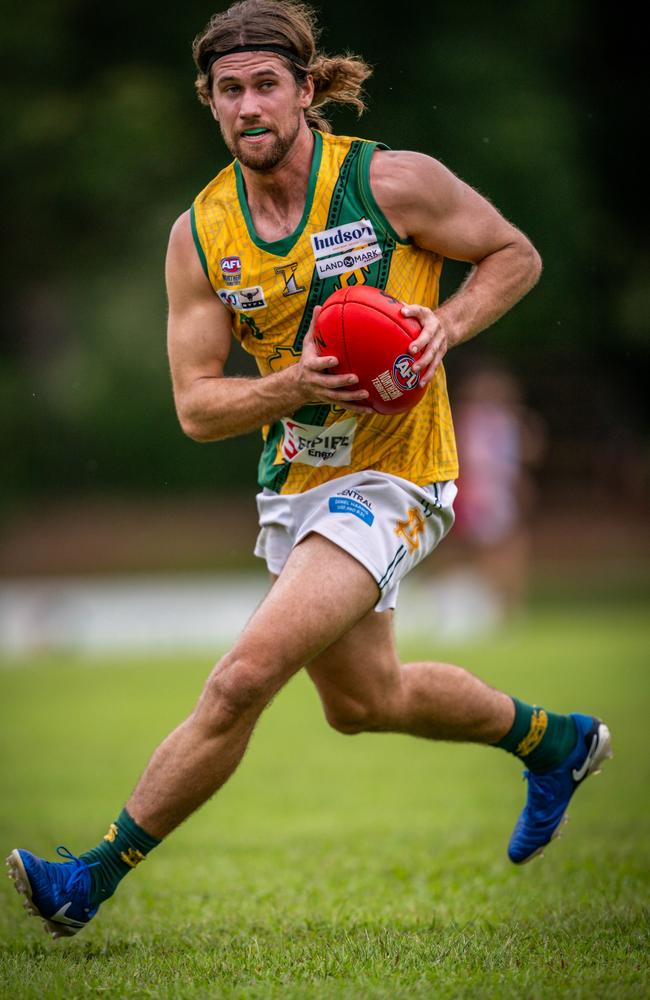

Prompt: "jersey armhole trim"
[190,203,210,280]
[357,142,411,247]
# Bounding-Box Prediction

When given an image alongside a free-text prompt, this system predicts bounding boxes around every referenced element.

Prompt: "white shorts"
[254,472,457,611]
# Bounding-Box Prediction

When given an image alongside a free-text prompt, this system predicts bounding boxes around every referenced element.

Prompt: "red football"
[314,285,427,415]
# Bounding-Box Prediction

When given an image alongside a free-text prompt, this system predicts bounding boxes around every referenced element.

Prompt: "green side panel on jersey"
[257,138,400,493]
[356,141,411,247]
[288,139,398,355]
[257,421,288,493]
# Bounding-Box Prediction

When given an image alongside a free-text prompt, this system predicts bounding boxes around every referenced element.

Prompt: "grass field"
[1,592,649,998]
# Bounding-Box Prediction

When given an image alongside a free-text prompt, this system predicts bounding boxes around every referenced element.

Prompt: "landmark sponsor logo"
[315,244,383,280]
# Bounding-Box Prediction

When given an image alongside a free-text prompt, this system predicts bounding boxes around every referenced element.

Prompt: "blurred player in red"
[453,362,546,619]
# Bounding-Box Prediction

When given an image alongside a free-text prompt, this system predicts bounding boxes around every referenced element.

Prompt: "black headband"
[201,44,307,77]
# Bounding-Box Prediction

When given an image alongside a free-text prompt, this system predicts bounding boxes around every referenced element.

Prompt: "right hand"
[293,308,373,413]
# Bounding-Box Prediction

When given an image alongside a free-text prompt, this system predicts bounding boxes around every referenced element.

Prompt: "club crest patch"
[218,286,267,311]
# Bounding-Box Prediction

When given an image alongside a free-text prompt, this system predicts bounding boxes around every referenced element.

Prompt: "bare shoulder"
[165,209,214,301]
[369,149,463,235]
[370,148,453,189]
[166,209,197,268]
[369,147,533,262]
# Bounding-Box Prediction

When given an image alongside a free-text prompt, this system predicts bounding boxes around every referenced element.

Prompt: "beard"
[222,119,301,172]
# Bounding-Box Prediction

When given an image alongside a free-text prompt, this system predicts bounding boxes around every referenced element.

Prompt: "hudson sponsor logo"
[218,286,266,311]
[311,220,377,259]
[281,416,357,467]
[311,218,382,280]
[392,354,420,391]
[220,255,242,286]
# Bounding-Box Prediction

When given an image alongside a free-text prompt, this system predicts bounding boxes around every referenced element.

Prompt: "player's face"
[209,53,314,171]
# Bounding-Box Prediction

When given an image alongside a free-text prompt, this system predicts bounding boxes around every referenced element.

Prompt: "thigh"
[230,532,380,686]
[306,603,403,712]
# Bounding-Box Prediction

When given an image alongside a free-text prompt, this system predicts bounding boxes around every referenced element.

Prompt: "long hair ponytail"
[193,0,373,132]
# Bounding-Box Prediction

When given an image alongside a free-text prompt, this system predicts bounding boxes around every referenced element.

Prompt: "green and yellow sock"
[80,808,161,907]
[496,697,577,772]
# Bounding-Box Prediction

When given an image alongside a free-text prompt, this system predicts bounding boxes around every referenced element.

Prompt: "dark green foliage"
[1,1,646,501]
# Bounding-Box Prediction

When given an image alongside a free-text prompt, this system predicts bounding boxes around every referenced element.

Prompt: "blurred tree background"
[1,0,647,522]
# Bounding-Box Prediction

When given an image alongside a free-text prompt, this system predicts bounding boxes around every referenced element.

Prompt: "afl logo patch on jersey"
[392,354,420,391]
[220,256,242,286]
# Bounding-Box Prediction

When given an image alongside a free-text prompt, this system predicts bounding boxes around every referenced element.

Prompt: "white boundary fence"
[0,570,501,656]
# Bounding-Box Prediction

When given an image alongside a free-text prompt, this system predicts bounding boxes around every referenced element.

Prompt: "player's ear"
[208,98,219,123]
[298,73,314,109]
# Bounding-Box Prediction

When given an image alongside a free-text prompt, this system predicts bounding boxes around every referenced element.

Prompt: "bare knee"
[323,695,384,735]
[194,651,277,734]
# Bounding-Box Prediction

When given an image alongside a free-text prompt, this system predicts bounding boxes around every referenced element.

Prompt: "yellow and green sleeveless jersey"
[191,129,458,494]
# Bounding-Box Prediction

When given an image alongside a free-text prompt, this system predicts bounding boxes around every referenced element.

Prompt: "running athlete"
[7,0,611,939]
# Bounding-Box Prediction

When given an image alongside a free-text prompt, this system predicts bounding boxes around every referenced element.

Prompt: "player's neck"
[238,124,315,243]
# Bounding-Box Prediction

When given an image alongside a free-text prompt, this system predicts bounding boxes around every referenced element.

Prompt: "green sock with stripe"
[80,808,161,908]
[496,697,578,772]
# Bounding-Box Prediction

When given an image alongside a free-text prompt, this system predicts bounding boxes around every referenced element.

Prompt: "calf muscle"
[127,535,380,838]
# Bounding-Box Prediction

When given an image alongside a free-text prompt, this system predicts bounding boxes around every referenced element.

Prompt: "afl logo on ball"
[393,354,420,391]
[220,256,242,286]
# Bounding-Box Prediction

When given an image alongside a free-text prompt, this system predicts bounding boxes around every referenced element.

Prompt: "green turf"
[1,598,648,998]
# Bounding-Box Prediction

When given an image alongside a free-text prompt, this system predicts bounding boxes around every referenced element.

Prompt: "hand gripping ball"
[314,285,427,414]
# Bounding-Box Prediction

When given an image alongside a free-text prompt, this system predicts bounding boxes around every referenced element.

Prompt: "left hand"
[400,304,450,386]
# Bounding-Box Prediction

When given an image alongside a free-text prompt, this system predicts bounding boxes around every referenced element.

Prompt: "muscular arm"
[166,212,368,442]
[370,150,542,374]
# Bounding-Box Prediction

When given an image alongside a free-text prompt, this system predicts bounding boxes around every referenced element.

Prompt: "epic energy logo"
[281,416,357,467]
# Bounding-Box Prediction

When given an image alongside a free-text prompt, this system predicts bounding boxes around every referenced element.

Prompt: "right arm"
[166,211,369,442]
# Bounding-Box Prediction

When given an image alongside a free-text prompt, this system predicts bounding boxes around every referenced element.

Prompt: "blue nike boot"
[6,846,99,938]
[508,713,613,864]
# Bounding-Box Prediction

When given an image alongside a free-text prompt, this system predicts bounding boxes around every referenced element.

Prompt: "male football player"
[8,0,611,938]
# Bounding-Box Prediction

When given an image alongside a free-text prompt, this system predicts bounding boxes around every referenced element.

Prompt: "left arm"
[370,149,542,383]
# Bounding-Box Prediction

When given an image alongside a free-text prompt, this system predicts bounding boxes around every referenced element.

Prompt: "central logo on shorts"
[392,354,420,391]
